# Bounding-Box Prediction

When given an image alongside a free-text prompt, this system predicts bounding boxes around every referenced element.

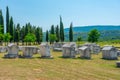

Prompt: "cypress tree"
[50,25,55,34]
[6,6,10,33]
[69,22,73,42]
[46,30,49,42]
[60,16,64,42]
[20,26,25,45]
[35,27,41,44]
[25,23,28,36]
[13,24,16,42]
[9,17,14,41]
[0,9,4,34]
[40,28,43,42]
[56,25,60,42]
[32,26,36,34]
[15,23,20,45]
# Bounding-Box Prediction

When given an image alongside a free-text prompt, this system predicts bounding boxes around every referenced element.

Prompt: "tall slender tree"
[9,17,14,41]
[69,22,73,42]
[40,28,43,42]
[20,26,25,45]
[50,25,55,34]
[55,25,60,42]
[60,16,64,42]
[46,30,49,42]
[25,23,28,36]
[0,9,4,34]
[15,23,20,45]
[6,6,10,33]
[35,27,41,44]
[13,24,16,42]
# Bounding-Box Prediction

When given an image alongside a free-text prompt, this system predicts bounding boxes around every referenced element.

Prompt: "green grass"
[0,51,120,80]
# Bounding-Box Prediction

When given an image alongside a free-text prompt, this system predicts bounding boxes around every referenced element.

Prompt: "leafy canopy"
[49,34,56,43]
[88,29,100,43]
[3,33,12,42]
[24,33,36,42]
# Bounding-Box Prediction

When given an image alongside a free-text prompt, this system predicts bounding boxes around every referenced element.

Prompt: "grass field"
[0,50,120,80]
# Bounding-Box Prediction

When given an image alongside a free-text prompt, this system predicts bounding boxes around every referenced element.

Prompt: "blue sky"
[0,0,120,31]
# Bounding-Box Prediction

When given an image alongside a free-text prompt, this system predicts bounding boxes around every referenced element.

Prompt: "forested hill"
[64,25,120,32]
[64,25,120,41]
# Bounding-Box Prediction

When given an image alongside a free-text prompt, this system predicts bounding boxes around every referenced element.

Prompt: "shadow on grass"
[36,56,54,59]
[77,57,92,60]
[2,57,18,59]
[58,56,93,60]
[58,56,76,59]
[101,58,118,61]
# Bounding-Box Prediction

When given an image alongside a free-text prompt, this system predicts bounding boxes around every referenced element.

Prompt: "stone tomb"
[102,46,118,60]
[39,43,52,58]
[4,44,19,58]
[21,46,38,58]
[84,43,101,54]
[92,45,101,54]
[19,46,23,51]
[70,42,79,54]
[62,43,76,58]
[53,42,63,51]
[0,46,7,53]
[79,46,91,59]
[117,51,120,57]
[116,61,120,68]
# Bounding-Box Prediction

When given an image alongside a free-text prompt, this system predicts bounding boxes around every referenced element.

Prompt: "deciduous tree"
[88,29,100,43]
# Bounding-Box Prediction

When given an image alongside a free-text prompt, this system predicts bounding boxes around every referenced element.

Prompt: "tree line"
[46,17,100,43]
[0,6,43,45]
[0,6,100,46]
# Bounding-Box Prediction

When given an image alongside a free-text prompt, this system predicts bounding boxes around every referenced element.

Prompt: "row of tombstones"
[0,42,120,59]
[54,42,120,60]
[1,43,52,58]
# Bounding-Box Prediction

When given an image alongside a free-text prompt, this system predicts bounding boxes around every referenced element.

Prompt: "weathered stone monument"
[21,46,38,58]
[39,43,52,58]
[53,42,63,51]
[4,43,19,58]
[84,43,101,54]
[117,51,120,56]
[0,46,7,53]
[116,61,120,68]
[62,43,77,58]
[19,46,23,51]
[79,46,91,59]
[102,45,118,60]
[92,45,101,54]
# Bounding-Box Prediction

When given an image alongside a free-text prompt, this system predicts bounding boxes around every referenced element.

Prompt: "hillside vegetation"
[64,25,120,41]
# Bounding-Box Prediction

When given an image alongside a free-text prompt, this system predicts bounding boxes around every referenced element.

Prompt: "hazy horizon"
[0,0,120,31]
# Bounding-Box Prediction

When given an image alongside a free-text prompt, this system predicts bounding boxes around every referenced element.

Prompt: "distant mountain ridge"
[64,25,120,32]
[64,25,120,41]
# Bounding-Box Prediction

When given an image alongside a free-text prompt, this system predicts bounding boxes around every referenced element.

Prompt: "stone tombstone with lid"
[92,44,101,54]
[0,46,7,53]
[21,46,38,58]
[79,46,91,59]
[4,43,19,58]
[70,42,79,54]
[53,42,63,51]
[62,42,77,58]
[117,51,120,57]
[116,61,120,68]
[84,43,101,54]
[102,45,118,60]
[39,43,52,58]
